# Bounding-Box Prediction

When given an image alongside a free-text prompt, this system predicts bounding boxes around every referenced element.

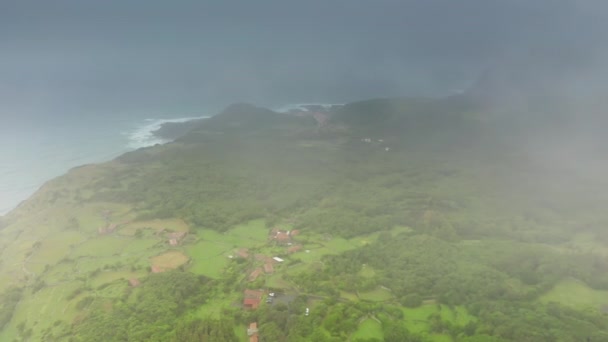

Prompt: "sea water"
[0,103,338,216]
[0,113,208,216]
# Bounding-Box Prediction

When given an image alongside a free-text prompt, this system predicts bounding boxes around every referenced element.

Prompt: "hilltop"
[1,96,608,341]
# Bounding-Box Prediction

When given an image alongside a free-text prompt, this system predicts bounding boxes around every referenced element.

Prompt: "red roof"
[243,298,260,309]
[244,289,263,299]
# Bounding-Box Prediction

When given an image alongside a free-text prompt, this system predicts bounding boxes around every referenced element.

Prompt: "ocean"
[0,113,209,216]
[0,103,336,216]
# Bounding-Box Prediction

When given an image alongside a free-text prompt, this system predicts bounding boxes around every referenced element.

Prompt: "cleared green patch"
[540,277,608,310]
[401,304,475,334]
[45,262,77,283]
[197,220,269,249]
[265,273,292,289]
[121,218,189,236]
[439,305,476,326]
[351,318,384,340]
[186,240,231,278]
[340,291,359,301]
[359,287,393,302]
[567,233,608,257]
[228,219,268,242]
[150,250,190,271]
[358,265,376,278]
[189,255,229,279]
[391,225,414,236]
[430,333,453,342]
[190,293,240,319]
[71,236,130,257]
[402,305,435,333]
[6,280,84,341]
[90,271,143,288]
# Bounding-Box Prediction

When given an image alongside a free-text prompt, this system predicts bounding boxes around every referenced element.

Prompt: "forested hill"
[1,96,608,341]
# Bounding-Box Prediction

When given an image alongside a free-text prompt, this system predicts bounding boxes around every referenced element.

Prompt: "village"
[106,218,317,342]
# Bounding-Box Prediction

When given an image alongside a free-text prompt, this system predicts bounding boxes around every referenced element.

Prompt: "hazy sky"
[1,0,606,117]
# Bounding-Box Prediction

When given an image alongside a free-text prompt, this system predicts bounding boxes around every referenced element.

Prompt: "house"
[287,245,302,254]
[247,322,259,336]
[254,254,267,262]
[98,223,118,235]
[128,278,141,287]
[272,257,284,263]
[243,290,263,309]
[248,268,263,282]
[166,231,187,246]
[274,232,290,244]
[248,322,259,342]
[237,248,250,259]
[263,262,274,274]
[151,265,164,273]
[312,112,329,128]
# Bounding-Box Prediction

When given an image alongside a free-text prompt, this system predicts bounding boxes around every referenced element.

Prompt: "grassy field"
[402,304,475,334]
[2,280,84,342]
[90,270,143,288]
[120,218,189,236]
[150,251,190,270]
[350,318,384,340]
[540,277,608,310]
[186,239,232,278]
[358,287,393,302]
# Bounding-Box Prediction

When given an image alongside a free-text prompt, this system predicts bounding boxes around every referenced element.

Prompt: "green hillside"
[1,99,608,341]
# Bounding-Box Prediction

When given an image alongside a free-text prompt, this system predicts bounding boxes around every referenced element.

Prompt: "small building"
[237,248,250,259]
[151,265,164,273]
[166,231,187,246]
[98,223,118,235]
[254,254,267,261]
[247,322,259,336]
[248,322,259,342]
[274,232,290,244]
[287,245,302,254]
[244,298,261,310]
[248,268,263,282]
[128,278,141,287]
[243,290,264,310]
[272,257,284,263]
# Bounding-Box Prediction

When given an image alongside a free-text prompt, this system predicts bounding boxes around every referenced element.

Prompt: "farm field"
[540,277,608,310]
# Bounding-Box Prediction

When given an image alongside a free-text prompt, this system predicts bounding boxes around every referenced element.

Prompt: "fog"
[2,0,608,195]
[1,0,607,118]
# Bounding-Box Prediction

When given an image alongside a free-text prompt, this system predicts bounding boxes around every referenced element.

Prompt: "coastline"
[0,115,209,217]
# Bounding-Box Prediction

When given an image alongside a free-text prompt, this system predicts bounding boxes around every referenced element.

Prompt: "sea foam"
[125,115,208,149]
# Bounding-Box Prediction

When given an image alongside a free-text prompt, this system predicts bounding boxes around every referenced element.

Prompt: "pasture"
[350,318,384,341]
[540,277,608,310]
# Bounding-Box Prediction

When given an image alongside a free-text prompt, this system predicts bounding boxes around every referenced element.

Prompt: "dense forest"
[2,98,608,341]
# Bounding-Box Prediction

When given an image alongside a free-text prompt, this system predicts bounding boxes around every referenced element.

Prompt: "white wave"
[274,103,343,113]
[126,115,209,149]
